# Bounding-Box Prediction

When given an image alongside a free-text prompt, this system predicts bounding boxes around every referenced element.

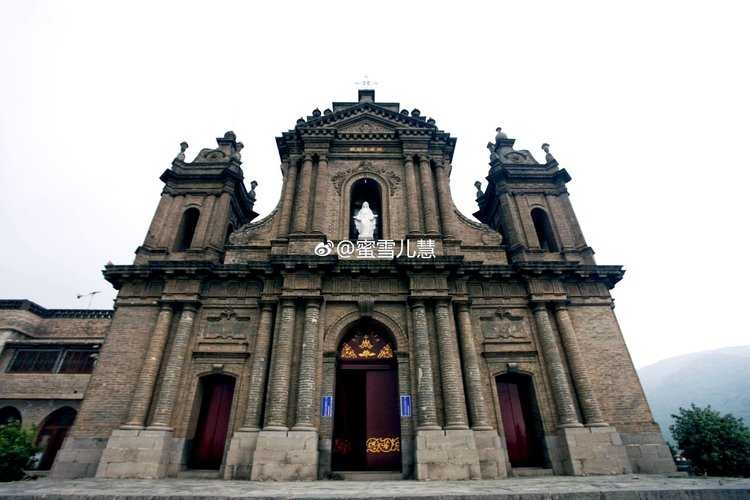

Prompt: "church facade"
[0,90,675,480]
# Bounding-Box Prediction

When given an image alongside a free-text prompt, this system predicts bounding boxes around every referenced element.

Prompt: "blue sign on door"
[321,395,333,417]
[400,395,412,417]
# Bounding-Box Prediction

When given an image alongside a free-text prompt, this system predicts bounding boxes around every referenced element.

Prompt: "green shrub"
[670,404,750,477]
[0,421,38,482]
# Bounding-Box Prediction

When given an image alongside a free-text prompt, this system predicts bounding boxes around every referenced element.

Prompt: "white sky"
[1,1,748,368]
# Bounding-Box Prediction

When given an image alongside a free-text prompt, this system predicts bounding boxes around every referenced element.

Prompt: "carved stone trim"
[330,161,401,196]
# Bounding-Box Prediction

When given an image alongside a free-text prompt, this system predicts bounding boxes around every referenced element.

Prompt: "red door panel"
[497,380,531,465]
[191,376,235,469]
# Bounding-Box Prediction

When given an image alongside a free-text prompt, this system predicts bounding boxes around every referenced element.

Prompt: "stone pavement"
[1,475,750,499]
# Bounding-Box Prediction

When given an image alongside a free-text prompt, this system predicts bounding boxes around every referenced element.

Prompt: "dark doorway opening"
[175,207,200,251]
[530,208,558,252]
[35,406,77,470]
[496,373,547,467]
[0,406,21,425]
[349,178,383,241]
[332,321,401,471]
[190,374,236,469]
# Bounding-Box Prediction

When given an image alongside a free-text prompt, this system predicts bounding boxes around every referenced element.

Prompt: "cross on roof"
[355,74,378,88]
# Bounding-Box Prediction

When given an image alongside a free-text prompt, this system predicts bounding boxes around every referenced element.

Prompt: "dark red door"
[191,375,235,469]
[364,368,401,469]
[497,380,532,465]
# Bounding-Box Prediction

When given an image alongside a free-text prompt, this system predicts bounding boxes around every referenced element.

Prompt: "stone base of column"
[472,429,508,479]
[49,436,108,479]
[95,428,176,479]
[414,429,481,480]
[558,425,632,475]
[224,429,260,479]
[250,429,318,481]
[620,431,677,473]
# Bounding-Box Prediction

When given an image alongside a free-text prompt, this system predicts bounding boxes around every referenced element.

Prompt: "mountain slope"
[637,346,750,443]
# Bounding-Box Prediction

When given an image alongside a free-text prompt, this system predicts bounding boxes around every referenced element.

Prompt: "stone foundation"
[414,429,481,480]
[49,437,108,479]
[250,429,318,481]
[95,428,173,479]
[473,429,508,479]
[621,431,677,473]
[224,429,260,479]
[558,425,631,475]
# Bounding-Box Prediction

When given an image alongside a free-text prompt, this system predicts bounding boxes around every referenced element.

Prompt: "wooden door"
[364,368,401,470]
[191,375,235,469]
[497,379,532,465]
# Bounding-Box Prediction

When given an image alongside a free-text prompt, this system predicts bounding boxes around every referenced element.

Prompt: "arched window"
[531,208,558,252]
[0,406,21,426]
[175,207,200,251]
[349,178,383,241]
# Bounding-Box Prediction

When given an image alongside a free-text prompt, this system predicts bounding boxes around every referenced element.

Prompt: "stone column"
[277,159,298,236]
[410,300,439,429]
[293,300,321,430]
[418,155,439,234]
[311,155,327,234]
[553,303,606,425]
[454,302,491,430]
[531,302,580,427]
[434,161,456,238]
[403,155,421,233]
[240,303,276,430]
[264,299,296,429]
[123,303,174,428]
[434,300,469,429]
[149,303,197,429]
[292,154,313,233]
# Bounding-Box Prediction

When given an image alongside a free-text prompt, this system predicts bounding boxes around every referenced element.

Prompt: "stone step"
[334,471,403,481]
[510,467,554,477]
[176,469,222,479]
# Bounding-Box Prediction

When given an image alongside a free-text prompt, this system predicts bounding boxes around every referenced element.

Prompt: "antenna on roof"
[76,291,101,309]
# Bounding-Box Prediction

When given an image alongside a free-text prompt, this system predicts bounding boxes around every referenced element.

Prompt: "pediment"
[301,102,436,132]
[336,117,396,134]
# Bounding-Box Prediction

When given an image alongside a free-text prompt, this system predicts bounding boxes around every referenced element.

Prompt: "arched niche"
[0,406,21,426]
[323,310,407,354]
[35,406,77,470]
[340,172,391,241]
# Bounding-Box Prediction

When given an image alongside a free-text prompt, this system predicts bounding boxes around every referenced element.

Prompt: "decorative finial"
[232,141,244,160]
[474,181,484,198]
[249,180,258,202]
[495,127,507,141]
[411,109,421,118]
[323,108,332,115]
[176,141,188,161]
[427,118,436,125]
[312,108,321,118]
[224,131,236,141]
[486,142,500,161]
[400,109,409,115]
[296,117,305,125]
[541,143,555,163]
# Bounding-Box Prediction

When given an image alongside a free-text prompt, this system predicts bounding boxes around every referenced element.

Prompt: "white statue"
[353,201,378,240]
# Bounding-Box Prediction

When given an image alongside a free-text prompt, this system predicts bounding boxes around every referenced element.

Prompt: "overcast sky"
[1,1,748,368]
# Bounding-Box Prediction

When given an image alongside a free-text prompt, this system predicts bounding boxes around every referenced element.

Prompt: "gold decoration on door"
[366,437,400,454]
[338,332,394,360]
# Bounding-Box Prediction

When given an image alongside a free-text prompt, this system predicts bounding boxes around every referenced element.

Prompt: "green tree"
[670,404,750,477]
[0,421,38,481]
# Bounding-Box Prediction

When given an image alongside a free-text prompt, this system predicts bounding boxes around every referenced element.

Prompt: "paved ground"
[1,475,750,499]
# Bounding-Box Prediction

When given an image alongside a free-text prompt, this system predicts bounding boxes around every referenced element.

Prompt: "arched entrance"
[189,374,236,469]
[35,406,77,470]
[332,320,401,471]
[496,373,547,467]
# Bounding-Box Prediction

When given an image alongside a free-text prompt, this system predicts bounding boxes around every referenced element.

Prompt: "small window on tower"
[175,207,200,251]
[531,208,558,252]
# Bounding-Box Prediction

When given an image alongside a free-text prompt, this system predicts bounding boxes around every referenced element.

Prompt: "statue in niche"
[353,201,378,240]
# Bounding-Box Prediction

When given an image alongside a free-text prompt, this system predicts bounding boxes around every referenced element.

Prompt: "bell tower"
[135,131,259,264]
[474,130,594,264]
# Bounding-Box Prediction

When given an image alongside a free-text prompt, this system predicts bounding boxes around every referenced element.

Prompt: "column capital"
[302,154,313,162]
[156,301,174,311]
[435,297,452,308]
[402,155,414,163]
[417,154,432,163]
[280,298,296,308]
[530,300,548,312]
[304,298,322,309]
[454,301,471,312]
[552,300,571,311]
[408,298,426,309]
[317,154,328,163]
[181,302,200,313]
